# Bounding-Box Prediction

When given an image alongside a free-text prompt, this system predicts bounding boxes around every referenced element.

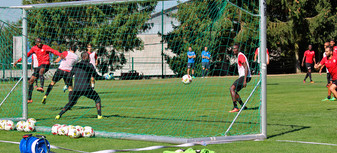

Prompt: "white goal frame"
[9,0,267,144]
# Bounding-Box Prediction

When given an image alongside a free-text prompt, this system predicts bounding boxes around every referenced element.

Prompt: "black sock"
[205,70,208,76]
[97,109,102,116]
[238,100,244,106]
[40,75,44,88]
[233,101,238,108]
[328,96,331,99]
[309,73,312,81]
[45,84,54,96]
[304,73,308,81]
[202,70,204,77]
[28,84,34,100]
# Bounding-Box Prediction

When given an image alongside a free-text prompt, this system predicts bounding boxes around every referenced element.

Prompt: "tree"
[162,0,260,76]
[267,0,337,73]
[23,0,157,74]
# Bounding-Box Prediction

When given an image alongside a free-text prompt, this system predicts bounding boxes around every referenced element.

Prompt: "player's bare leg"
[187,68,190,75]
[229,85,239,112]
[329,84,337,100]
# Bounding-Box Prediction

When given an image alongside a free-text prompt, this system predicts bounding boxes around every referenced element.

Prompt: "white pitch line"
[277,140,337,146]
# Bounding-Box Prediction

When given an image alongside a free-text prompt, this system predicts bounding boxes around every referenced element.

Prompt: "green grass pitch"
[1,73,337,152]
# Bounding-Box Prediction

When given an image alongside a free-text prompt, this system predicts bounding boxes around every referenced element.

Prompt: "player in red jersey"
[319,42,335,101]
[301,44,316,83]
[315,46,337,98]
[87,44,98,89]
[14,38,63,103]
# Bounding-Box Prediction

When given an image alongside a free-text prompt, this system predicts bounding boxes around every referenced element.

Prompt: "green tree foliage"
[162,0,260,76]
[23,0,157,73]
[267,0,337,73]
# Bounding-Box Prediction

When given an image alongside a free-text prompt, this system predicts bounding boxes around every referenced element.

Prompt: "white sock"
[91,84,95,88]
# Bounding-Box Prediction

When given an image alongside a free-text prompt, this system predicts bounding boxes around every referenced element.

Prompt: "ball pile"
[0,118,36,132]
[51,124,94,138]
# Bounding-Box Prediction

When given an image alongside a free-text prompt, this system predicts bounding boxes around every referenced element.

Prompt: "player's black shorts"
[32,64,50,78]
[33,68,39,75]
[305,63,313,70]
[70,89,101,104]
[232,76,252,92]
[52,69,73,86]
[187,63,195,69]
[202,62,210,69]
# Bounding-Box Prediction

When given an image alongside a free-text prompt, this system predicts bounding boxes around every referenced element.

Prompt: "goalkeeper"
[55,52,103,120]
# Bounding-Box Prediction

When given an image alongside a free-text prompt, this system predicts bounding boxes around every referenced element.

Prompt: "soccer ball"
[58,125,69,136]
[182,75,192,84]
[82,126,94,137]
[16,121,26,131]
[23,122,35,132]
[75,125,83,134]
[51,124,61,135]
[4,120,14,131]
[27,118,36,125]
[105,74,114,80]
[68,128,81,138]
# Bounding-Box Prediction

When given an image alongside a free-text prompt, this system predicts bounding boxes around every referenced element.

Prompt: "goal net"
[0,0,266,143]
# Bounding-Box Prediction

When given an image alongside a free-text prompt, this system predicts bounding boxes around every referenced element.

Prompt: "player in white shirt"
[87,44,98,89]
[41,45,79,104]
[229,44,251,113]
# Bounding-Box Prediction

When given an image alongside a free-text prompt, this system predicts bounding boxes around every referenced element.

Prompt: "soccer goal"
[1,0,267,144]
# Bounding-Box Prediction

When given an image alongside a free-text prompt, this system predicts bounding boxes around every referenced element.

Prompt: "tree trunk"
[294,43,301,73]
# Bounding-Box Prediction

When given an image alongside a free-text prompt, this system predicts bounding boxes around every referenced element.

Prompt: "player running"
[319,42,335,101]
[229,44,251,113]
[315,46,337,98]
[55,52,102,120]
[301,44,316,83]
[41,45,79,104]
[201,47,211,78]
[14,38,63,103]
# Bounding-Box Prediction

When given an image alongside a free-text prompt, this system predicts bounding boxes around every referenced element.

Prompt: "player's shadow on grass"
[267,83,279,85]
[48,106,104,111]
[267,123,310,139]
[245,106,259,110]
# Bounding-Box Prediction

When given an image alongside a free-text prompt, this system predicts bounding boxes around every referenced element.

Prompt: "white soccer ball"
[82,126,94,137]
[75,125,83,134]
[0,120,6,130]
[23,122,35,132]
[4,120,14,131]
[58,125,69,136]
[51,124,61,135]
[105,74,113,80]
[182,74,192,84]
[27,118,36,125]
[68,128,81,138]
[16,121,26,131]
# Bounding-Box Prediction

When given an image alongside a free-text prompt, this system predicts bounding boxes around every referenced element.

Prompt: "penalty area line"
[277,140,337,146]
